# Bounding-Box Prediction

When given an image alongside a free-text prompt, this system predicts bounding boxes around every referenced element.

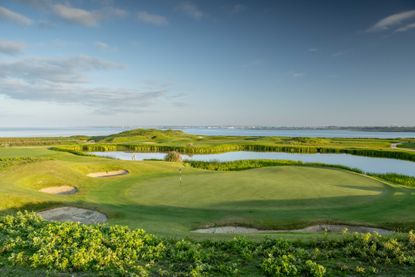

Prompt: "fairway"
[1,147,414,238]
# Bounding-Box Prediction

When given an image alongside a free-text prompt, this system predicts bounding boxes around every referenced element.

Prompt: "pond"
[92,151,415,177]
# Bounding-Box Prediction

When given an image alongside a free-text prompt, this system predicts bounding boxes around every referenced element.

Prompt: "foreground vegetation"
[2,212,415,276]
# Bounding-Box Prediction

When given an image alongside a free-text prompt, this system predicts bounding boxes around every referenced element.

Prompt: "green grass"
[2,130,415,275]
[1,146,415,239]
[399,142,415,150]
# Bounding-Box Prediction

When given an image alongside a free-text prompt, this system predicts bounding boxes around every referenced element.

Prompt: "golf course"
[1,129,415,276]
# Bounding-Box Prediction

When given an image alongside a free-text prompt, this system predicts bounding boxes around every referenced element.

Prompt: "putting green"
[126,167,387,209]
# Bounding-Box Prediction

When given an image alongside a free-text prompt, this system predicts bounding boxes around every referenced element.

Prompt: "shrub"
[1,212,415,276]
[164,151,182,162]
[262,253,299,276]
[304,260,326,277]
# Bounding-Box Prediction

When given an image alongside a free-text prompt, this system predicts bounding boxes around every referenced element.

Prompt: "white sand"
[193,224,393,235]
[39,186,77,195]
[38,207,107,224]
[87,169,128,178]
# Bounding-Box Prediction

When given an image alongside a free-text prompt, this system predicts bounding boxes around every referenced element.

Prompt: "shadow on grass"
[2,189,415,234]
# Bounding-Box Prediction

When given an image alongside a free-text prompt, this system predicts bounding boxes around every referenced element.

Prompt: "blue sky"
[0,0,414,127]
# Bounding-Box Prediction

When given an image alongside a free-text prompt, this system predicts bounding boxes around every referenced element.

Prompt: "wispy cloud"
[290,71,306,78]
[0,40,26,55]
[95,41,117,51]
[0,79,165,113]
[51,4,126,27]
[52,4,100,26]
[308,48,318,53]
[396,22,415,32]
[368,10,415,32]
[136,11,168,26]
[0,55,167,112]
[178,2,204,20]
[0,55,122,83]
[0,6,32,26]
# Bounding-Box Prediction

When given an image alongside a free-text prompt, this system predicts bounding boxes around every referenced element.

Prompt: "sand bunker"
[87,169,128,178]
[38,207,107,224]
[39,185,77,195]
[193,224,393,235]
[194,226,261,234]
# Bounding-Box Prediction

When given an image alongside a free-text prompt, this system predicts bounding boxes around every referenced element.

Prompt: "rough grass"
[3,212,415,276]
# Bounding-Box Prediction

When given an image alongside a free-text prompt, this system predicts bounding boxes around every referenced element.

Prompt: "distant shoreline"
[1,126,415,133]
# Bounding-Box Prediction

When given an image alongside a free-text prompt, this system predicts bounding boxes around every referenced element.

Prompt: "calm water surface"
[92,151,415,177]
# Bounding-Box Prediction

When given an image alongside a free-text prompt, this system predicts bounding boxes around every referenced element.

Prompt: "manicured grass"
[1,146,415,239]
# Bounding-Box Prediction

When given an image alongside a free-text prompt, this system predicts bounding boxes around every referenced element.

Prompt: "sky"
[0,0,414,127]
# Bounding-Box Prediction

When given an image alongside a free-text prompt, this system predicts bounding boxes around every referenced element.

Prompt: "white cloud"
[95,41,117,51]
[0,6,32,26]
[178,2,204,20]
[0,55,122,83]
[0,55,168,112]
[0,40,26,55]
[51,4,126,27]
[308,48,318,52]
[137,11,168,26]
[101,6,127,18]
[52,4,99,26]
[368,10,415,32]
[396,22,415,32]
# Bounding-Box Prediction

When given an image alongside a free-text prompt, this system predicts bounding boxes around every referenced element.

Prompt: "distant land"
[159,126,415,132]
[2,126,415,132]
